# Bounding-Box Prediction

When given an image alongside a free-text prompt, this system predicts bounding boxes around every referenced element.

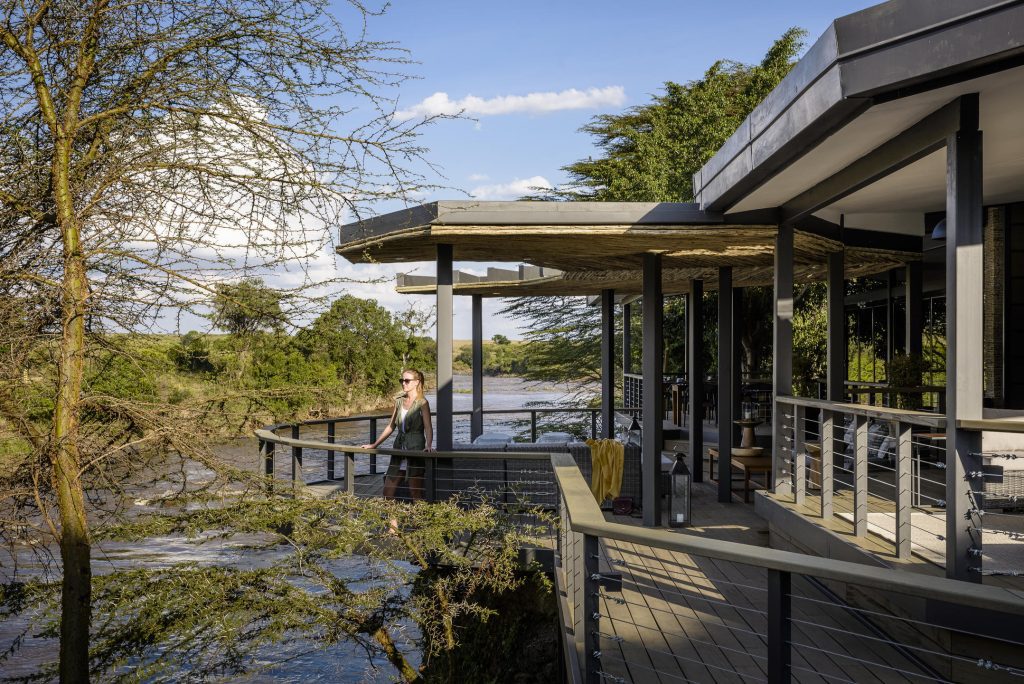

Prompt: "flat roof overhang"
[694,0,1024,226]
[392,245,915,298]
[337,201,917,275]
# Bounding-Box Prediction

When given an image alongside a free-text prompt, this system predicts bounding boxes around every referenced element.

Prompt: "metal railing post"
[327,421,336,481]
[794,405,806,505]
[531,411,538,442]
[895,420,912,558]
[260,439,274,495]
[291,424,302,490]
[820,410,834,519]
[369,418,378,475]
[591,410,598,440]
[345,450,355,495]
[580,533,600,684]
[767,569,792,682]
[854,415,868,536]
[426,457,436,502]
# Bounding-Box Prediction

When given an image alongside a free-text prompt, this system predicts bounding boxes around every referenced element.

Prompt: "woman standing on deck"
[362,368,433,500]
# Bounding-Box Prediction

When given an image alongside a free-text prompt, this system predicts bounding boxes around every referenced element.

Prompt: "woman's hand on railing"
[360,443,375,450]
[424,446,435,452]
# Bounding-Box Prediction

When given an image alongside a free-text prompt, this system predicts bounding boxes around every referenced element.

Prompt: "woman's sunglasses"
[400,378,416,384]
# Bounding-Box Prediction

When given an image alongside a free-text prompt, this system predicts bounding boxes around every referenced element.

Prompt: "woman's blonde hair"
[403,368,426,400]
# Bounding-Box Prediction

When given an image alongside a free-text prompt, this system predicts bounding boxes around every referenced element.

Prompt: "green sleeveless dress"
[386,395,427,478]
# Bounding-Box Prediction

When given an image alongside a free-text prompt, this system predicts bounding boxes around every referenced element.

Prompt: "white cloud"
[470,176,552,201]
[395,86,626,121]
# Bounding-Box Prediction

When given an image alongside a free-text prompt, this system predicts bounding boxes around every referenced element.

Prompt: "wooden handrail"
[254,428,550,460]
[775,395,946,428]
[550,452,1024,615]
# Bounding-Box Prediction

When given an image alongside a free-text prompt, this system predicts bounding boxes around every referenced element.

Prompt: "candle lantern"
[669,453,692,527]
[627,414,642,445]
[742,400,758,421]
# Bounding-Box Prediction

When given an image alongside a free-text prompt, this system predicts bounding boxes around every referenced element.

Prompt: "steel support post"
[601,289,615,439]
[820,410,834,518]
[794,405,806,505]
[260,439,274,495]
[767,569,792,683]
[642,253,664,526]
[854,415,869,536]
[945,94,984,581]
[895,420,912,559]
[582,534,600,684]
[688,280,704,482]
[436,244,454,451]
[345,451,355,495]
[827,250,846,402]
[774,224,795,491]
[718,267,734,503]
[291,423,301,488]
[369,419,378,475]
[471,294,484,441]
[326,421,336,481]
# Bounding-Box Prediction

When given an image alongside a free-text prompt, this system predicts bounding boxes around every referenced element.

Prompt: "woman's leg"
[383,458,405,499]
[407,458,426,501]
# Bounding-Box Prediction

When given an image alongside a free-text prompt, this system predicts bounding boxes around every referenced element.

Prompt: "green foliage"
[211,278,285,337]
[455,340,530,376]
[887,352,928,409]
[793,284,827,396]
[549,28,806,202]
[1,494,548,682]
[512,30,806,386]
[84,352,157,402]
[298,295,410,397]
[491,334,510,345]
[167,331,215,373]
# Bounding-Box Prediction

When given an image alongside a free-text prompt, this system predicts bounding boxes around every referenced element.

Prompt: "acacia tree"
[0,1,440,679]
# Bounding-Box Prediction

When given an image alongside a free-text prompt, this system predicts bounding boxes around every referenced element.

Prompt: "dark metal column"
[601,289,615,439]
[642,253,664,526]
[774,224,794,492]
[718,267,735,503]
[688,280,704,482]
[732,286,744,448]
[622,303,633,375]
[436,244,454,451]
[945,94,984,582]
[827,250,846,402]
[470,294,484,441]
[905,260,924,357]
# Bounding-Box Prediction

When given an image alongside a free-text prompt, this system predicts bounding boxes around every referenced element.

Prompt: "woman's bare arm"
[421,401,433,451]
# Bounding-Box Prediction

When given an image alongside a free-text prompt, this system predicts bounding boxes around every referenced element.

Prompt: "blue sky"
[326,0,873,340]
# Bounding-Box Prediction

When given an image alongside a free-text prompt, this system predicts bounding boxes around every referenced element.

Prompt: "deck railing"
[551,450,1024,683]
[257,411,1024,683]
[775,396,1024,578]
[623,373,773,425]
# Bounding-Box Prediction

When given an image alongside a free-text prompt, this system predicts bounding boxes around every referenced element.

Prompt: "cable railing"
[775,397,1024,580]
[255,410,1024,683]
[552,452,1024,683]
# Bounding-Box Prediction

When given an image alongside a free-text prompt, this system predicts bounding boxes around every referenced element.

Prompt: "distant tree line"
[162,280,436,417]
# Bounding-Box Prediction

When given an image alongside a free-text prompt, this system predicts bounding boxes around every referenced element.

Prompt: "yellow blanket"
[585,438,624,504]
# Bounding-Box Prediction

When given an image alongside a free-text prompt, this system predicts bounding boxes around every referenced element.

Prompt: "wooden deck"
[588,481,939,683]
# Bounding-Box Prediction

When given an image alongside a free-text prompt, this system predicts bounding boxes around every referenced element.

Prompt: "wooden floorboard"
[584,491,937,684]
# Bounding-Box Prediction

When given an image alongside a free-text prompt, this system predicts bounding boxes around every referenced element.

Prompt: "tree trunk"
[51,134,92,684]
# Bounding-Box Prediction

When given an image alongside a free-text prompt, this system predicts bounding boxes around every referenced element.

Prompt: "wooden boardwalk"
[570,481,941,683]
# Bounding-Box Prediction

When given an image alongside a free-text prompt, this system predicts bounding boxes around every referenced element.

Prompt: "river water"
[1,376,591,682]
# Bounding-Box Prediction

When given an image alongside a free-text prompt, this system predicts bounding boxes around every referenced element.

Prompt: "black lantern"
[627,414,641,445]
[669,453,692,527]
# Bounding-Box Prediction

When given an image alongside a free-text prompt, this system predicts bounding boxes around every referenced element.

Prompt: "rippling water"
[1,376,588,681]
